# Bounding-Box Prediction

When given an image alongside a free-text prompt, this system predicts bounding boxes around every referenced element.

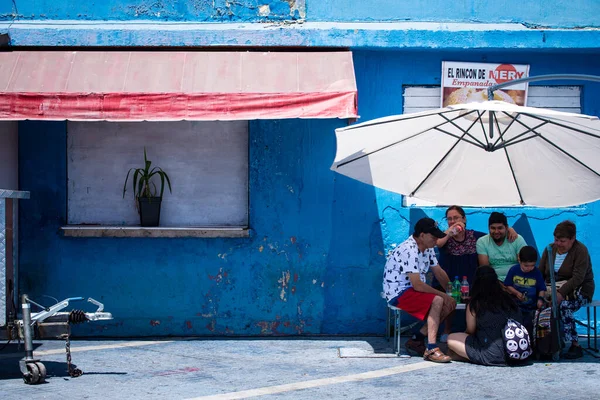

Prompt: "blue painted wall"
[1,1,598,27]
[0,0,305,22]
[18,50,600,336]
[309,1,600,28]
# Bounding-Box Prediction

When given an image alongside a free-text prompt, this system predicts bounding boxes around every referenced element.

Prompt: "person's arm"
[478,254,489,267]
[408,272,446,296]
[537,291,546,309]
[558,244,590,298]
[436,234,451,248]
[430,264,451,291]
[535,269,547,308]
[506,227,518,243]
[435,222,465,248]
[465,305,476,335]
[505,285,524,301]
[476,237,489,266]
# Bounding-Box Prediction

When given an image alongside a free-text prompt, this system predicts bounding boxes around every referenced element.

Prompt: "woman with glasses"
[437,205,517,287]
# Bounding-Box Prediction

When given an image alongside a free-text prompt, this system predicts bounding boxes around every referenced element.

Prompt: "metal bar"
[410,124,477,197]
[497,125,526,205]
[438,112,488,148]
[488,74,600,100]
[385,306,391,341]
[21,295,34,360]
[340,107,459,132]
[335,109,473,169]
[534,134,600,178]
[588,306,591,350]
[594,306,598,351]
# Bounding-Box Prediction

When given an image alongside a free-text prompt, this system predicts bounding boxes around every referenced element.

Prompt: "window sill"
[60,226,250,238]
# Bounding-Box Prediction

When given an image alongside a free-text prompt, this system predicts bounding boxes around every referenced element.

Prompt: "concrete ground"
[1,336,599,399]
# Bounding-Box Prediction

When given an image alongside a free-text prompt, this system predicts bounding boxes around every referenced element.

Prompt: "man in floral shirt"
[383,217,456,363]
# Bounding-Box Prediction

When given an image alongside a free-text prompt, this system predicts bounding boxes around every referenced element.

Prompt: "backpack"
[502,318,532,361]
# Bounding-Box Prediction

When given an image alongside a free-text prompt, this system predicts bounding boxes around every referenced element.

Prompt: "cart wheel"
[552,352,560,362]
[23,362,40,385]
[35,362,47,383]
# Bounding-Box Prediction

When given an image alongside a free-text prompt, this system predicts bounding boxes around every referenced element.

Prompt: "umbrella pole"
[488,74,600,100]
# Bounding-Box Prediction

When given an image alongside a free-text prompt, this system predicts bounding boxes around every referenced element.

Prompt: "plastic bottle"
[452,276,461,302]
[446,282,453,297]
[460,276,470,302]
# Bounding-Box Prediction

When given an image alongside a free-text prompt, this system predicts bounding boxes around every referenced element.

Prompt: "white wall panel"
[68,121,248,227]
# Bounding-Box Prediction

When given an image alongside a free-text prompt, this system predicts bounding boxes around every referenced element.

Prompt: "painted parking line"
[0,340,173,360]
[187,361,441,400]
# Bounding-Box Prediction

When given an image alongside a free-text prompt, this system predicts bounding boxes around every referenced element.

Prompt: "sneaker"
[423,347,452,363]
[405,338,426,356]
[439,333,449,343]
[563,345,584,359]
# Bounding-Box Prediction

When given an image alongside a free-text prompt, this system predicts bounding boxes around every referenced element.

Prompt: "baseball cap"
[414,217,446,239]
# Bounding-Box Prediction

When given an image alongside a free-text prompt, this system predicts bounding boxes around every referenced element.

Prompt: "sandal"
[423,347,451,363]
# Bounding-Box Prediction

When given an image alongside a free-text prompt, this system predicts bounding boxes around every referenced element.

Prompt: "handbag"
[545,247,573,301]
[545,280,568,301]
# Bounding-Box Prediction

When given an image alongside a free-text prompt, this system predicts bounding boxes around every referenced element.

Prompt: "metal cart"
[1,189,113,384]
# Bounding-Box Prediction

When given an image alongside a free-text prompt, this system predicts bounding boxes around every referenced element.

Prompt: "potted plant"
[123,148,172,227]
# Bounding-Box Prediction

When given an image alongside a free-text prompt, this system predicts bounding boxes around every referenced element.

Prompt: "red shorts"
[392,288,437,321]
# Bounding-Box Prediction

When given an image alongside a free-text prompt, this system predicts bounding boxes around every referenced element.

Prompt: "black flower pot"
[138,196,162,227]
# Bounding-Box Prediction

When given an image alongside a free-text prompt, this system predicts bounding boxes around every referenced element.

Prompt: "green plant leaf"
[123,148,171,201]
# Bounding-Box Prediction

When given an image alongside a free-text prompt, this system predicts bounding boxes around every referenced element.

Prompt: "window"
[67,121,248,227]
[402,85,582,206]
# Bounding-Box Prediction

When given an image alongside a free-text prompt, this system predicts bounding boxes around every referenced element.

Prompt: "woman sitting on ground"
[435,205,517,342]
[447,266,523,366]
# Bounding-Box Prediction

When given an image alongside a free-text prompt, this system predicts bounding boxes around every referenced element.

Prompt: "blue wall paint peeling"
[2,0,598,27]
[17,50,600,337]
[1,0,305,22]
[4,22,600,49]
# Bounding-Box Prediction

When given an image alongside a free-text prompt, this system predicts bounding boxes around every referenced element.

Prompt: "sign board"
[441,61,530,107]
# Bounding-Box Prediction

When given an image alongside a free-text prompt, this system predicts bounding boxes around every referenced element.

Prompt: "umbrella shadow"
[512,213,539,255]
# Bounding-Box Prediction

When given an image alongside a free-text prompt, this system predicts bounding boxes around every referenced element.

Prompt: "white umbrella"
[331,101,600,207]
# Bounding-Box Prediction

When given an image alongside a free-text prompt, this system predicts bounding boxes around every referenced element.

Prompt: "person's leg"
[521,310,534,339]
[439,295,457,341]
[422,295,451,363]
[427,295,444,346]
[447,332,471,361]
[561,294,588,359]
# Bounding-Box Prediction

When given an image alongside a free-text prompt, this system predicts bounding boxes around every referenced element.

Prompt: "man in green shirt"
[476,212,527,281]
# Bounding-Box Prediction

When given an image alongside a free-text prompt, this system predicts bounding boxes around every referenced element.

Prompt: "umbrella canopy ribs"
[331,101,600,208]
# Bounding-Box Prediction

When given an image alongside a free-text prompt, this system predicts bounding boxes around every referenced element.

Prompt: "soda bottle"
[449,225,463,236]
[452,276,461,302]
[460,276,470,302]
[446,281,453,297]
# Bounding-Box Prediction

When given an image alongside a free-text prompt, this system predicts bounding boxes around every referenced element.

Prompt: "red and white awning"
[0,51,357,121]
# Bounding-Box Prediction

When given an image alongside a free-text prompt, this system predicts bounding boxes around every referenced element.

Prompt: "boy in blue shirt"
[504,246,546,335]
